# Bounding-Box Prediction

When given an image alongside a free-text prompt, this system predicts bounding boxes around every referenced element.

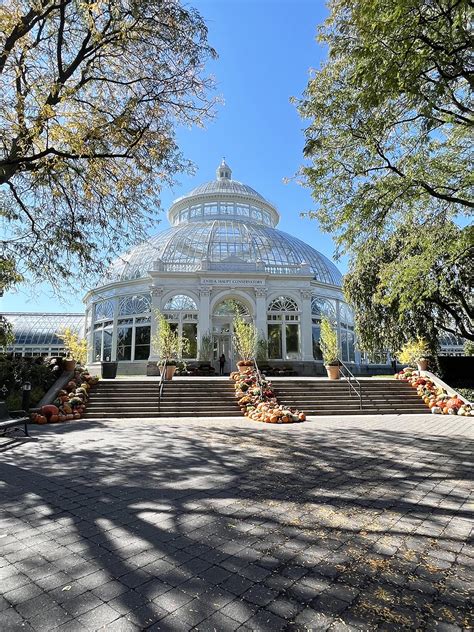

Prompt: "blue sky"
[3,0,342,314]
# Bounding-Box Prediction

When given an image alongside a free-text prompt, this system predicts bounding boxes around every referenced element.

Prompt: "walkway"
[1,415,472,631]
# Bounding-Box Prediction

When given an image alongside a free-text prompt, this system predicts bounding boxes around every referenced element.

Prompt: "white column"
[300,290,313,361]
[148,286,163,361]
[255,288,267,340]
[111,297,119,361]
[198,286,211,348]
[335,299,342,360]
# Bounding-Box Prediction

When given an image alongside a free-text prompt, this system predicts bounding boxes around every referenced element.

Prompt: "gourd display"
[32,369,99,424]
[230,369,306,423]
[395,368,473,416]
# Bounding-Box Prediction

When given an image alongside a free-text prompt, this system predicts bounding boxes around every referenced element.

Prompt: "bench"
[0,401,29,437]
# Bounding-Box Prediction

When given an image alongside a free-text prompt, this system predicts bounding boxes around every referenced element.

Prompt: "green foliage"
[198,332,214,362]
[232,314,258,362]
[297,0,473,350]
[57,328,88,365]
[0,356,56,406]
[151,311,189,365]
[398,338,431,365]
[320,317,339,365]
[0,0,216,291]
[464,341,474,356]
[343,222,473,354]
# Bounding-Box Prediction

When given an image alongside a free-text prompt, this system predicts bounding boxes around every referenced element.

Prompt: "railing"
[338,359,363,410]
[157,359,167,413]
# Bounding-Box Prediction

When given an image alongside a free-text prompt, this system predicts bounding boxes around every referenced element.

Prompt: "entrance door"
[213,322,233,373]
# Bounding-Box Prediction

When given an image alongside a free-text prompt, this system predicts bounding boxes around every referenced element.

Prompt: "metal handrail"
[338,358,363,410]
[157,359,167,413]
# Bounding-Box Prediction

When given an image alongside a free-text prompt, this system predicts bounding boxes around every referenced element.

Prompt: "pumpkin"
[431,406,442,414]
[58,415,67,422]
[73,412,81,419]
[41,404,59,420]
[298,413,306,421]
[66,414,74,420]
[36,415,47,424]
[49,415,59,423]
[445,397,463,410]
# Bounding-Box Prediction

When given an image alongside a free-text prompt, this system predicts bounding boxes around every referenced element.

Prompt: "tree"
[57,327,88,365]
[343,222,473,355]
[151,311,189,365]
[0,0,216,289]
[297,0,473,351]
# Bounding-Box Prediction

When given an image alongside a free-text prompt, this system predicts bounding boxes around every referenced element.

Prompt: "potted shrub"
[320,317,340,380]
[233,314,258,372]
[58,328,89,373]
[151,311,189,380]
[398,338,431,372]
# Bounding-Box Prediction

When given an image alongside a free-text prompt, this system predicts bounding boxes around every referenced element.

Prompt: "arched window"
[213,299,250,317]
[118,294,151,316]
[112,294,152,362]
[311,297,336,360]
[164,295,197,311]
[267,296,300,360]
[163,294,198,359]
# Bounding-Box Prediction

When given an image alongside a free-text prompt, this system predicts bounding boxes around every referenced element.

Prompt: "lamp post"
[22,381,32,412]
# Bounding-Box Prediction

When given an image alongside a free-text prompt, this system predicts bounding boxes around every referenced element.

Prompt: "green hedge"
[0,355,57,409]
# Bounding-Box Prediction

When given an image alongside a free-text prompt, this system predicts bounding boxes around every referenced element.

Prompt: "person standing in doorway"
[219,353,226,375]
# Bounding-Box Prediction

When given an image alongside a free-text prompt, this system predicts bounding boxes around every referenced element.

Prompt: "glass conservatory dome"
[104,160,342,287]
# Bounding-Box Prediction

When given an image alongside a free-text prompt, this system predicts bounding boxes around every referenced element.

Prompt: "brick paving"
[0,414,473,631]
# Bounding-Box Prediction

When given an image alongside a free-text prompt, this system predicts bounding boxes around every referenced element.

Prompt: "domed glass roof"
[105,219,342,286]
[103,160,342,287]
[183,179,266,201]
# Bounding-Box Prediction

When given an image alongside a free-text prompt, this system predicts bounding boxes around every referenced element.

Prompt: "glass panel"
[93,331,102,361]
[312,323,322,360]
[341,330,348,362]
[117,326,132,361]
[134,325,150,360]
[103,329,113,361]
[285,324,299,355]
[268,324,282,359]
[182,323,197,359]
[348,332,356,362]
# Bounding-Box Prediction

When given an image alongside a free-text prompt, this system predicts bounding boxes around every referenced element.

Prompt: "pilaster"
[300,289,313,361]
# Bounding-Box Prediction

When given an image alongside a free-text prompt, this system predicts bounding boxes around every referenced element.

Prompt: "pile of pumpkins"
[31,369,99,424]
[395,367,473,416]
[230,368,306,423]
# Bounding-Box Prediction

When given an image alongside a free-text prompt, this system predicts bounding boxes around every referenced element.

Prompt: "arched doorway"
[212,299,252,371]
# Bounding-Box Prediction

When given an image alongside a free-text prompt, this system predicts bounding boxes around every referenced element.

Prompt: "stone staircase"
[83,379,241,419]
[272,379,429,415]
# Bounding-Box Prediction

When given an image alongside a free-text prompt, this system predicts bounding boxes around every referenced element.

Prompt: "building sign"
[201,278,265,287]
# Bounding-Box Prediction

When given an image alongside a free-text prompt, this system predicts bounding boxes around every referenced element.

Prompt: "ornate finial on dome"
[216,158,232,181]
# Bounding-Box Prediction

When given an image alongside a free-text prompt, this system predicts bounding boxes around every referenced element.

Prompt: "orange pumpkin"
[298,413,306,421]
[49,415,59,423]
[446,397,463,410]
[36,415,47,424]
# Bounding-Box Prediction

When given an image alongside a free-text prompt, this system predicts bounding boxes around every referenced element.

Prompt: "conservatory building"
[84,160,358,375]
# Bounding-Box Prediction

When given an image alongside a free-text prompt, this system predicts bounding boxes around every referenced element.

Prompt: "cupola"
[216,158,232,180]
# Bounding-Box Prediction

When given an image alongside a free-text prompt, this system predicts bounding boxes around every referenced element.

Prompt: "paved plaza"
[0,415,473,631]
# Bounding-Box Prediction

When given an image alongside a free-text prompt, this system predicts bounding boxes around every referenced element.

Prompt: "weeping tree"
[297,0,473,353]
[0,0,216,290]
